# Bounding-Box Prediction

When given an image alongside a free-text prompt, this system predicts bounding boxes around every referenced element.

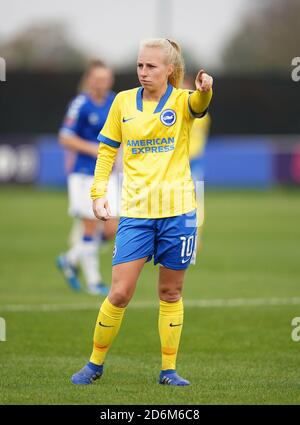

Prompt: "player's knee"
[109,288,131,308]
[159,286,182,303]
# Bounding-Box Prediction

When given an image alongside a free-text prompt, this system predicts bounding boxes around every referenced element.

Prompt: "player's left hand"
[195,69,213,92]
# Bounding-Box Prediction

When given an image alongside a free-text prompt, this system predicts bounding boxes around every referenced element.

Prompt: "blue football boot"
[71,362,103,385]
[56,254,81,291]
[159,369,190,386]
[87,282,110,296]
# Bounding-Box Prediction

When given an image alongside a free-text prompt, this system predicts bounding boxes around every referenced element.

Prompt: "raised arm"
[188,70,213,117]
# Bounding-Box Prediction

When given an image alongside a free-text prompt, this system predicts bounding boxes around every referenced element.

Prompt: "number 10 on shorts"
[180,236,194,260]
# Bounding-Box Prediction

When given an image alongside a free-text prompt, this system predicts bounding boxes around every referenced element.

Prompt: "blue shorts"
[112,210,197,270]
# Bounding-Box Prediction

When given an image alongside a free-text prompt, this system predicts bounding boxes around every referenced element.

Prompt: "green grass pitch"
[0,186,300,405]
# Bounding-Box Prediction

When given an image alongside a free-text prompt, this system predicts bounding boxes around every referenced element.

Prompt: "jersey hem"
[119,206,196,220]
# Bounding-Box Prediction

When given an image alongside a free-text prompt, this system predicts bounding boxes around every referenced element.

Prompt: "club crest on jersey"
[160,109,176,126]
[88,113,99,125]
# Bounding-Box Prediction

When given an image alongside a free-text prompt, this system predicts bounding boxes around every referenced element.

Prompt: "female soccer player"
[57,60,119,295]
[71,39,213,385]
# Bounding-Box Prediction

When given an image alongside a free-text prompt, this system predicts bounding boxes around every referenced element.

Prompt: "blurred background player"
[57,59,120,295]
[182,75,211,252]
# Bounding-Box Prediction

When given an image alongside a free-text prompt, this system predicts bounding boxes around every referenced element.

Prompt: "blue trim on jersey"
[154,83,173,113]
[136,87,143,111]
[97,133,121,148]
[136,84,173,113]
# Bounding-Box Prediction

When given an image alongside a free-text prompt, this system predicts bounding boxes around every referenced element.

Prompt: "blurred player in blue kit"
[57,60,120,295]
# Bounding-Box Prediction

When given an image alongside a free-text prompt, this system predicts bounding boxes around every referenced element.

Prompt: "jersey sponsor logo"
[127,137,175,155]
[169,323,182,327]
[160,109,176,126]
[132,145,174,154]
[122,117,135,123]
[127,137,174,147]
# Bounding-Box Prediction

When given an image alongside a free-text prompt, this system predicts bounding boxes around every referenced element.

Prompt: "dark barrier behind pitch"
[1,71,300,136]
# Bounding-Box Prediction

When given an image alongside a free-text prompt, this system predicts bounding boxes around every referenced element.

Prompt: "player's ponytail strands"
[165,39,185,89]
[139,38,185,88]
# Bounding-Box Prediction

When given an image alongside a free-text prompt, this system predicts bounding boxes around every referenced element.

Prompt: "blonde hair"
[78,59,107,93]
[139,38,185,88]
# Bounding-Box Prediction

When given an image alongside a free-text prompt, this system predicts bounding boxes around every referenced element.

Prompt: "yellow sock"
[90,297,126,365]
[159,298,184,371]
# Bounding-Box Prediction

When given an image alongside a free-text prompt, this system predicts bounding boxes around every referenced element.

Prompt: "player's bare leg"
[158,266,185,302]
[109,256,147,307]
[103,218,119,240]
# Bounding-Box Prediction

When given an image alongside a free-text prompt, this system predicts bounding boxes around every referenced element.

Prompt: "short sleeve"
[97,93,122,148]
[59,95,87,136]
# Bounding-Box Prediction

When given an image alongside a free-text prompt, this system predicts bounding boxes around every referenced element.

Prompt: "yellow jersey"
[94,84,208,218]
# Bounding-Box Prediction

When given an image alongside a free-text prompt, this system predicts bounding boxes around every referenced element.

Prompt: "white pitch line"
[1,297,300,313]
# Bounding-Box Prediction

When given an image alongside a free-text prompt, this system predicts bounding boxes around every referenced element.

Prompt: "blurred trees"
[222,0,300,74]
[0,22,87,70]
